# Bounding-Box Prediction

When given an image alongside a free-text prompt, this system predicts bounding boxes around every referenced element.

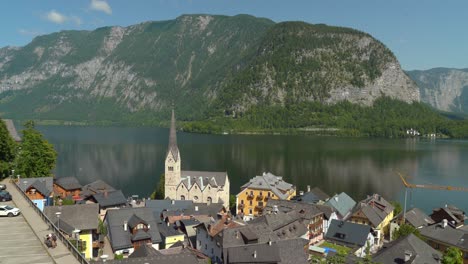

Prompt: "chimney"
[147,224,150,229]
[171,199,175,205]
[307,185,311,192]
[299,191,304,196]
[404,250,412,262]
[268,240,272,246]
[195,206,199,212]
[253,250,257,259]
[167,221,170,227]
[442,219,448,228]
[123,221,128,231]
[104,190,108,198]
[334,196,339,202]
[273,205,279,214]
[235,230,239,239]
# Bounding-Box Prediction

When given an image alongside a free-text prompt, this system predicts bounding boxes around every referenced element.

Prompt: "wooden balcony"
[238,203,245,209]
[247,194,255,199]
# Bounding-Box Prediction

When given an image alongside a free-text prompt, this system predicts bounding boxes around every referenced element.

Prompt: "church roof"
[167,109,179,162]
[181,171,228,189]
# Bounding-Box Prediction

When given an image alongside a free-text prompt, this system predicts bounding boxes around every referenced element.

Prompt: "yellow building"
[348,194,394,246]
[79,230,93,259]
[159,223,185,249]
[236,172,296,220]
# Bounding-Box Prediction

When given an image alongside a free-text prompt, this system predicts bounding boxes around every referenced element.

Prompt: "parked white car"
[0,205,20,217]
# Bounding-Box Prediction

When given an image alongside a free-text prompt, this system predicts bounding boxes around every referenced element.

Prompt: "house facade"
[53,177,82,200]
[17,177,53,211]
[164,110,230,208]
[236,172,296,220]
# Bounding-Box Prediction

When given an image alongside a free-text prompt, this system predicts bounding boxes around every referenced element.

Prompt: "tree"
[15,121,57,177]
[151,173,165,199]
[442,247,463,264]
[229,194,236,214]
[392,224,421,240]
[0,120,16,179]
[98,218,107,236]
[391,201,402,216]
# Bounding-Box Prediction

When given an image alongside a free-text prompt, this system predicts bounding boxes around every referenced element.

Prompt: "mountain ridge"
[0,14,418,125]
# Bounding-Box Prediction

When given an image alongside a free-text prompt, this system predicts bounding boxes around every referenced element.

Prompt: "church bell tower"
[164,109,181,199]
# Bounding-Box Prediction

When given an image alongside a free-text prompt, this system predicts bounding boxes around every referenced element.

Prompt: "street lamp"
[55,212,61,233]
[10,169,14,183]
[73,229,81,253]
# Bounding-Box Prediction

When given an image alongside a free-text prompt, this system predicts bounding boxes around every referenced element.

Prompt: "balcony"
[257,194,264,200]
[238,203,245,209]
[255,202,264,209]
[247,193,255,199]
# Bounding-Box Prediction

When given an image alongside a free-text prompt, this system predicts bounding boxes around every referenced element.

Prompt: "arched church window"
[207,197,212,204]
[180,195,185,200]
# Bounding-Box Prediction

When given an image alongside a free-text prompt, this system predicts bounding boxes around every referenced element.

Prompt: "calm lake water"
[36,125,468,214]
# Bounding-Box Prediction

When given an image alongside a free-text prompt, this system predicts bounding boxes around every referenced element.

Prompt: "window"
[207,197,212,203]
[250,191,253,195]
[211,248,214,254]
[249,200,253,206]
[180,195,185,200]
[205,244,207,250]
[168,166,174,171]
[194,196,199,201]
[240,200,244,204]
[260,192,263,196]
[268,192,271,197]
[249,209,253,215]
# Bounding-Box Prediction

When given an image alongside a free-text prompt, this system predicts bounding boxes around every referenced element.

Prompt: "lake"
[36,125,468,214]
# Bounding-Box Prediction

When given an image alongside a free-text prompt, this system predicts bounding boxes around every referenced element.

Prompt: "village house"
[105,207,162,256]
[420,220,468,264]
[44,204,100,259]
[157,222,185,249]
[17,177,53,211]
[236,172,296,220]
[53,177,82,200]
[89,190,128,218]
[164,110,230,208]
[373,234,442,264]
[293,185,330,204]
[80,179,116,200]
[325,219,378,258]
[348,193,394,246]
[430,204,466,228]
[324,192,356,220]
[390,207,434,239]
[263,199,329,244]
[225,238,309,264]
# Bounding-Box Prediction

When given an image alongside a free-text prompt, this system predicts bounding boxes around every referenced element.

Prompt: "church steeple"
[167,109,179,161]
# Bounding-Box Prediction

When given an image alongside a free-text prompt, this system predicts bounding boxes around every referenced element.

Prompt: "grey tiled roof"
[158,222,182,238]
[325,219,372,248]
[29,180,52,197]
[105,207,162,251]
[44,204,99,234]
[127,214,147,229]
[352,194,394,228]
[129,244,162,258]
[93,190,127,208]
[263,199,324,220]
[373,234,442,264]
[396,208,434,228]
[324,192,356,218]
[81,180,116,198]
[95,251,199,264]
[131,229,152,241]
[239,172,295,200]
[54,177,82,190]
[17,177,53,196]
[420,223,468,250]
[145,199,193,219]
[181,171,228,188]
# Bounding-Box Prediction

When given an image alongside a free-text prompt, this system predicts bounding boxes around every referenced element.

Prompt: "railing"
[13,181,90,264]
[247,194,254,199]
[257,194,264,200]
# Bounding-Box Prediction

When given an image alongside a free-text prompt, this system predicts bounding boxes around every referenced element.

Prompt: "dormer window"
[137,223,144,230]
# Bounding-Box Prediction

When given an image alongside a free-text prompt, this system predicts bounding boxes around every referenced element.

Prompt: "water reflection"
[37,126,468,214]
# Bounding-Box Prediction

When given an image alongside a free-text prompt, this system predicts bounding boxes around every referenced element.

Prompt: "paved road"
[2,179,81,264]
[0,201,54,264]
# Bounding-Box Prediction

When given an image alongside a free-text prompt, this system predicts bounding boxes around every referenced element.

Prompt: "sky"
[1,0,467,70]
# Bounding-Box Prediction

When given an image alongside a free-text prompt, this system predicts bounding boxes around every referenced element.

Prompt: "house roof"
[324,192,356,218]
[158,222,182,237]
[44,204,99,234]
[17,177,53,196]
[81,180,116,198]
[325,219,372,248]
[145,199,193,219]
[54,177,82,190]
[127,214,147,229]
[295,187,330,204]
[239,172,295,200]
[129,244,162,258]
[226,238,308,264]
[263,199,324,220]
[131,229,152,241]
[420,223,468,250]
[352,194,394,228]
[105,207,162,251]
[395,208,434,228]
[95,251,199,264]
[431,205,466,225]
[373,234,442,264]
[93,190,127,208]
[181,171,228,189]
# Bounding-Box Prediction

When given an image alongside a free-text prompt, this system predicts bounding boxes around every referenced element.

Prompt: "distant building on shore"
[164,110,230,208]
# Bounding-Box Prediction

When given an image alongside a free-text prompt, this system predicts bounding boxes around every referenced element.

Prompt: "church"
[164,110,230,208]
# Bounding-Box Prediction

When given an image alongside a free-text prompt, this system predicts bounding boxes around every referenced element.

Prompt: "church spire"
[168,109,179,161]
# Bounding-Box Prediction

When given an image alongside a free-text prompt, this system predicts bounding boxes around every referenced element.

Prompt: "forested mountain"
[0,14,418,125]
[407,68,468,114]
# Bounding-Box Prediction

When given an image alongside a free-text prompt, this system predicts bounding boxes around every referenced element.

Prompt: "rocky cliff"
[407,68,468,113]
[0,14,419,123]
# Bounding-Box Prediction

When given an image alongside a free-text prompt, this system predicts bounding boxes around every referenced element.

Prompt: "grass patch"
[320,241,351,254]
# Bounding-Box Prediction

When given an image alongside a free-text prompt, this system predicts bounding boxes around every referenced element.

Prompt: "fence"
[12,181,90,264]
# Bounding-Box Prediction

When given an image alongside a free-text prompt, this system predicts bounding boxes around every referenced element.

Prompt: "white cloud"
[18,29,43,37]
[45,10,67,24]
[42,10,83,26]
[90,0,112,15]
